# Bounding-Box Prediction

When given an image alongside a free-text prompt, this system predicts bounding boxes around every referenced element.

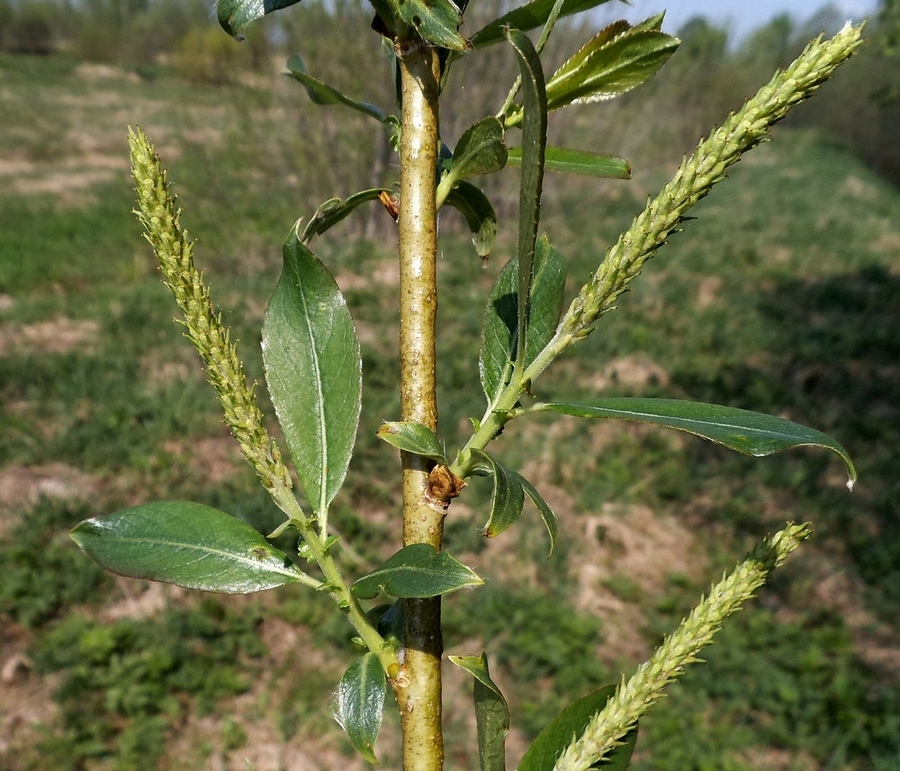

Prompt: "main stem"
[395,37,444,771]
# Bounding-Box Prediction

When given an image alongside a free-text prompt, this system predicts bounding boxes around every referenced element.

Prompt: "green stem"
[395,36,444,771]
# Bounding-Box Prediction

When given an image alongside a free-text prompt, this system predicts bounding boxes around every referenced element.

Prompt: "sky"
[596,0,879,41]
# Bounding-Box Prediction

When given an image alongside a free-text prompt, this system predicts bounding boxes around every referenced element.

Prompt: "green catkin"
[553,522,811,771]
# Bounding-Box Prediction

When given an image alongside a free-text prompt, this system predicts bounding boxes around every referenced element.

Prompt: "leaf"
[518,685,637,771]
[70,501,310,594]
[512,472,558,556]
[444,181,498,258]
[300,188,391,244]
[471,0,614,49]
[396,0,469,52]
[545,15,680,110]
[507,146,631,179]
[262,230,362,517]
[505,28,548,367]
[286,54,391,124]
[333,652,387,764]
[377,421,447,463]
[479,235,566,404]
[449,654,510,771]
[218,0,302,37]
[447,116,508,184]
[536,398,857,485]
[352,544,484,599]
[470,450,526,538]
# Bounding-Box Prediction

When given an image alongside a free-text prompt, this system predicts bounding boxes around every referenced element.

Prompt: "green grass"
[2,50,899,770]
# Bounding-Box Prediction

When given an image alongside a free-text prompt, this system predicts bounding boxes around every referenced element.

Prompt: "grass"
[1,49,899,770]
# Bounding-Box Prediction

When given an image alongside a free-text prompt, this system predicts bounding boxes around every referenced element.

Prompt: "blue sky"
[597,0,878,40]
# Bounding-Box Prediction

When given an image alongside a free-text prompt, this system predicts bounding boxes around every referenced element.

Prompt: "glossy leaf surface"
[537,398,857,484]
[546,15,680,109]
[286,54,391,123]
[471,450,526,538]
[471,0,613,48]
[513,471,559,556]
[449,654,510,771]
[507,146,631,179]
[505,27,548,366]
[334,652,386,764]
[262,231,362,516]
[445,181,498,257]
[397,0,469,51]
[518,685,637,771]
[300,188,390,244]
[448,116,508,183]
[71,501,308,593]
[218,0,301,37]
[352,544,484,599]
[377,421,447,463]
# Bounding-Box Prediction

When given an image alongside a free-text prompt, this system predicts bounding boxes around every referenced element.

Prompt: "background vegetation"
[1,1,898,768]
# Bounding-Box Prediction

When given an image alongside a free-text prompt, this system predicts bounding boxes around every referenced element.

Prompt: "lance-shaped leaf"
[518,685,637,771]
[286,54,393,124]
[445,181,497,258]
[470,450,526,538]
[71,501,313,594]
[377,421,447,463]
[334,652,387,765]
[507,146,631,179]
[352,543,484,599]
[218,0,302,37]
[471,0,614,49]
[449,654,510,771]
[300,188,391,244]
[515,473,558,556]
[534,398,857,486]
[505,28,548,368]
[262,230,362,518]
[480,235,566,404]
[545,15,680,110]
[396,0,469,51]
[444,116,508,188]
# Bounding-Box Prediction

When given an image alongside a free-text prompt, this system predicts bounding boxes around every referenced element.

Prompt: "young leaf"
[446,116,508,185]
[71,501,313,594]
[470,449,526,538]
[377,421,447,463]
[513,472,559,556]
[449,654,510,771]
[300,188,391,244]
[471,0,614,49]
[218,0,302,37]
[444,181,498,258]
[507,146,631,179]
[545,15,680,110]
[286,54,392,124]
[396,0,469,52]
[262,230,362,519]
[517,685,637,771]
[479,236,566,404]
[352,543,484,599]
[535,398,857,486]
[504,28,548,367]
[333,652,387,764]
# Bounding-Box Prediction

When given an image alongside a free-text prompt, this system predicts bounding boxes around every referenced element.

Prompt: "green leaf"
[376,421,447,463]
[286,54,392,124]
[334,652,387,764]
[507,146,631,179]
[471,0,614,49]
[535,398,857,486]
[470,450,526,538]
[449,654,510,771]
[513,472,558,556]
[444,181,498,258]
[396,0,469,51]
[352,544,484,599]
[479,235,566,405]
[70,501,310,594]
[545,15,680,110]
[518,685,637,771]
[300,188,391,244]
[505,28,548,368]
[218,0,302,37]
[447,116,508,184]
[262,230,362,517]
